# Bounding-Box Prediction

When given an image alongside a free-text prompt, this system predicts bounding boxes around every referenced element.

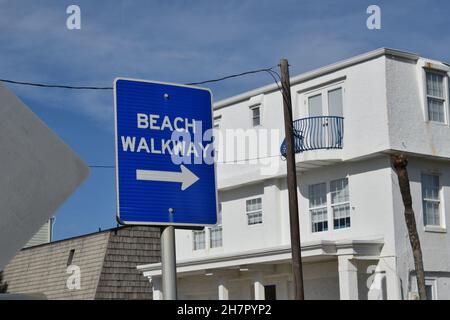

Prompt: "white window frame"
[250,105,262,127]
[210,205,223,248]
[192,229,206,251]
[421,67,449,125]
[425,278,438,300]
[309,182,328,233]
[330,178,351,230]
[213,116,221,130]
[421,173,446,231]
[308,177,351,234]
[246,197,263,225]
[300,80,345,119]
[423,68,448,125]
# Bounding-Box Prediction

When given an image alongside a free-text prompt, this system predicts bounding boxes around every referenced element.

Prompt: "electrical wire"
[0,65,290,168]
[86,67,288,168]
[217,153,283,164]
[0,78,113,90]
[89,165,115,169]
[0,67,277,90]
[88,152,284,169]
[186,67,277,86]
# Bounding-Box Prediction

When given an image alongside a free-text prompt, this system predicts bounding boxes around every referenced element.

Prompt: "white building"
[138,48,450,300]
[24,218,54,248]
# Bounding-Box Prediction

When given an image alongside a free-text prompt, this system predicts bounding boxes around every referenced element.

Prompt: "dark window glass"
[67,249,75,266]
[264,285,277,300]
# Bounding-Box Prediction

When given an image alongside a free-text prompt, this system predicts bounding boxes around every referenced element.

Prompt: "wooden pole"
[280,58,305,300]
[391,154,427,300]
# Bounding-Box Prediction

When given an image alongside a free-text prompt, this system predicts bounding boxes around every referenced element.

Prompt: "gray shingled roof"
[95,226,160,299]
[2,226,160,300]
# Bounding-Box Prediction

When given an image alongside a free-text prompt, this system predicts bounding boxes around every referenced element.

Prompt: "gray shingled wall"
[3,231,110,299]
[3,226,161,300]
[94,226,160,300]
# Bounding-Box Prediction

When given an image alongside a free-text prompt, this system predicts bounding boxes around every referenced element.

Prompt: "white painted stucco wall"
[392,157,450,299]
[176,156,396,260]
[386,56,450,159]
[176,53,397,260]
[176,260,340,300]
[170,48,450,299]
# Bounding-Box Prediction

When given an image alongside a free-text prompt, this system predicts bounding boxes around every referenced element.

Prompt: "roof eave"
[214,47,419,110]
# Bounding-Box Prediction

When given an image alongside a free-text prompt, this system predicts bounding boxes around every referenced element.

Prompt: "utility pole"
[280,58,305,300]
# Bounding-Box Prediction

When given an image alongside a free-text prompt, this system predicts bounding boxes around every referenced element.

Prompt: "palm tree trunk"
[391,154,426,300]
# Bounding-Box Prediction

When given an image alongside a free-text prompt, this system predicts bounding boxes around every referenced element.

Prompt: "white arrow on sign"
[136,165,199,191]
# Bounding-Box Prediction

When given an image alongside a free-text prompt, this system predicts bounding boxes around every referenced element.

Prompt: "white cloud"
[1,0,449,129]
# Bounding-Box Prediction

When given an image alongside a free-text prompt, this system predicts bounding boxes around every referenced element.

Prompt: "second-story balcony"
[280,116,344,158]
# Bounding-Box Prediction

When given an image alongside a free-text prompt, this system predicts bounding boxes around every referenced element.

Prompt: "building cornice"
[214,48,419,110]
[138,239,384,277]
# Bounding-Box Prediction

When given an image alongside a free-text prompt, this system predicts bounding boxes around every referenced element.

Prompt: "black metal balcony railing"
[280,116,344,156]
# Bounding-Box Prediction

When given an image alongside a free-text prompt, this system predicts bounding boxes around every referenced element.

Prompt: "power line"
[0,78,113,90]
[2,65,289,169]
[217,153,283,164]
[89,153,284,169]
[89,165,115,169]
[0,67,277,90]
[0,66,289,111]
[186,67,276,86]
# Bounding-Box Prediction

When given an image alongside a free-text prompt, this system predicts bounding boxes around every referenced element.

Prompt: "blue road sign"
[114,78,217,226]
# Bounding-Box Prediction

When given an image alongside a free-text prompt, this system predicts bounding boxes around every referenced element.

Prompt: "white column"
[253,273,265,300]
[380,257,402,300]
[277,279,289,300]
[367,268,386,300]
[151,277,163,300]
[338,255,359,300]
[218,278,229,300]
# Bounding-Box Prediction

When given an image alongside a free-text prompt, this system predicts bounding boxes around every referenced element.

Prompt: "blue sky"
[1,0,449,240]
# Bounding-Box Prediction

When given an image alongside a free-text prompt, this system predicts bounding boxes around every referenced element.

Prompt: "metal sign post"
[113,78,218,300]
[161,226,177,300]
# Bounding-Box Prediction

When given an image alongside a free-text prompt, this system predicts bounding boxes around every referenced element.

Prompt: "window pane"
[330,178,349,204]
[422,174,441,226]
[217,207,222,224]
[311,208,328,232]
[247,211,263,225]
[426,72,446,123]
[328,88,343,117]
[246,198,263,225]
[426,72,444,98]
[422,174,440,200]
[427,98,445,123]
[193,230,205,250]
[308,94,322,117]
[423,201,440,226]
[214,117,221,130]
[425,285,434,300]
[246,198,262,211]
[252,107,260,126]
[309,183,327,208]
[333,204,351,229]
[210,226,223,248]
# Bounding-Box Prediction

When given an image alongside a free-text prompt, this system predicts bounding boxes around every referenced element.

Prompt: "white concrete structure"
[24,218,54,248]
[138,48,450,300]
